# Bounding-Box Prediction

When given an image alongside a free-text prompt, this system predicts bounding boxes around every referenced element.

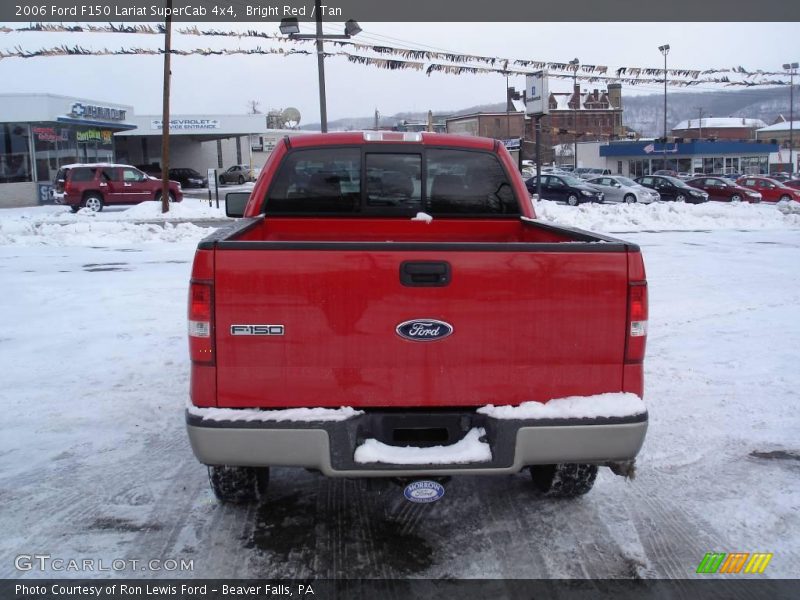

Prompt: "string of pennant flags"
[0,22,792,87]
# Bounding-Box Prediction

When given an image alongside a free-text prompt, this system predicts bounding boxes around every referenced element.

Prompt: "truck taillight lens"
[626,282,648,363]
[188,282,214,363]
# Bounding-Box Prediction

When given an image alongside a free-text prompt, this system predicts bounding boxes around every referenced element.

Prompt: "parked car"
[783,179,800,191]
[653,169,679,178]
[686,176,761,203]
[768,173,792,182]
[53,163,182,212]
[586,176,660,204]
[735,176,800,203]
[575,167,613,179]
[525,174,604,205]
[135,163,163,178]
[168,167,208,188]
[219,164,257,185]
[634,175,709,203]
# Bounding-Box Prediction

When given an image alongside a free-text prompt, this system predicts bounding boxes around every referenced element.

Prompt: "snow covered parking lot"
[0,200,798,579]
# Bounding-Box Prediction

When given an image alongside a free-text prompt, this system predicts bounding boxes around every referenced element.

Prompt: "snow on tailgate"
[355,428,492,465]
[478,392,646,420]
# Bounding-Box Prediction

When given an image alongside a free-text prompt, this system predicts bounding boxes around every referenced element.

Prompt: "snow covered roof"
[756,121,800,133]
[549,90,618,112]
[673,117,767,130]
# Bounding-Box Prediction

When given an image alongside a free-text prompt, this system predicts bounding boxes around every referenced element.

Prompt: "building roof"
[549,89,619,112]
[756,120,800,133]
[673,117,767,130]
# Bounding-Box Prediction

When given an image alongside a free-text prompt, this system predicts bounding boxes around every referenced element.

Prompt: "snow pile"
[354,428,491,465]
[478,392,646,420]
[0,220,212,246]
[0,199,229,223]
[188,404,364,423]
[532,199,800,232]
[777,200,800,215]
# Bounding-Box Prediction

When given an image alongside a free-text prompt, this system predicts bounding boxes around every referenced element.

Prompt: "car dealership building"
[0,93,308,207]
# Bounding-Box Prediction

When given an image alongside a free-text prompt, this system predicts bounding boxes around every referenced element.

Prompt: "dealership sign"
[525,70,549,116]
[70,102,127,121]
[151,119,221,131]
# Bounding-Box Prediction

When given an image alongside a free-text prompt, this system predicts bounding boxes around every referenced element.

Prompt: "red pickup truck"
[186,132,648,503]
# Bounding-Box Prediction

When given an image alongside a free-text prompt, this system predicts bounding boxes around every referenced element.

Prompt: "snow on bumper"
[186,396,648,477]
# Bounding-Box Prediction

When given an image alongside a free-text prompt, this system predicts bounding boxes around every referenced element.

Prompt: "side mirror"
[225,192,250,218]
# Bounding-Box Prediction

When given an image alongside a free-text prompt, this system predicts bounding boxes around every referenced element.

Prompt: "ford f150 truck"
[186,132,648,503]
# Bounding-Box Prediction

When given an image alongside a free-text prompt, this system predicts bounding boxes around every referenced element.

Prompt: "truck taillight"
[188,282,214,363]
[625,282,648,363]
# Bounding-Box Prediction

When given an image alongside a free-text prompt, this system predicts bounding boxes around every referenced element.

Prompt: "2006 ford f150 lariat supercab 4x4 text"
[186,132,648,503]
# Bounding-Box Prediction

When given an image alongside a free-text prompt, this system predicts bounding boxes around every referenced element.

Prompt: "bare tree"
[247,100,262,115]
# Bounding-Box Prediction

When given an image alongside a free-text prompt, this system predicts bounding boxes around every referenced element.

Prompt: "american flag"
[643,143,655,154]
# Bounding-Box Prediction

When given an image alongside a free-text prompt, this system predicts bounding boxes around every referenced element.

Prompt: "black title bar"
[3,0,799,22]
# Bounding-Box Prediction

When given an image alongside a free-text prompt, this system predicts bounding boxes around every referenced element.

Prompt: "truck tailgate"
[213,245,628,409]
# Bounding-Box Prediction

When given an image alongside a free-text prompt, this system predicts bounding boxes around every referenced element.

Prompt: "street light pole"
[280,4,361,134]
[314,0,328,133]
[659,45,670,141]
[659,45,670,170]
[783,62,798,175]
[569,58,579,169]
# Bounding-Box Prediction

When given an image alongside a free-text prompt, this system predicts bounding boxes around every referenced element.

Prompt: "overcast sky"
[0,22,796,125]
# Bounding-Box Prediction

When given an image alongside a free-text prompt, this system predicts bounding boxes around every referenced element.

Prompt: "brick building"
[524,83,624,165]
[671,117,767,141]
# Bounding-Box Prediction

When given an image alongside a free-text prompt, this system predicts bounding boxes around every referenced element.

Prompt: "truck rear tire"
[207,465,270,504]
[529,463,598,497]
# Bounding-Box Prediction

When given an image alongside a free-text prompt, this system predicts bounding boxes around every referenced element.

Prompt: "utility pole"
[160,0,172,214]
[374,108,379,130]
[783,62,798,175]
[280,7,361,134]
[694,107,704,140]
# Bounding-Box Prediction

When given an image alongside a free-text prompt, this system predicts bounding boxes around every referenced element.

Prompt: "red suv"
[54,163,183,212]
[735,176,800,203]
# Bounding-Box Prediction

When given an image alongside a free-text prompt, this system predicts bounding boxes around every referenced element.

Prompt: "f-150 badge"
[230,325,284,336]
[396,319,453,342]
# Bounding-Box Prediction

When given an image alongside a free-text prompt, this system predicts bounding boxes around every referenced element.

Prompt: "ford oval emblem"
[403,480,446,503]
[396,319,453,342]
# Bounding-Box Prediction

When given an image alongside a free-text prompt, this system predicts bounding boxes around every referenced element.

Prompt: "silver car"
[586,176,660,204]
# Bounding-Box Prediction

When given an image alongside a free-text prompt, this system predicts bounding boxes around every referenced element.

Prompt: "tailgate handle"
[400,261,451,287]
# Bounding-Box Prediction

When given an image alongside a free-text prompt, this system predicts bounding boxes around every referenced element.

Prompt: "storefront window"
[0,124,32,183]
[76,127,114,164]
[677,158,691,173]
[740,156,768,175]
[725,157,739,174]
[32,123,75,183]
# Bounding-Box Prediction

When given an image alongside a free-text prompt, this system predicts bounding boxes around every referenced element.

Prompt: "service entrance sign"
[525,70,549,116]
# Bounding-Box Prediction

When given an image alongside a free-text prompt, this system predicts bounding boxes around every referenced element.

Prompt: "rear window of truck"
[263,147,517,216]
